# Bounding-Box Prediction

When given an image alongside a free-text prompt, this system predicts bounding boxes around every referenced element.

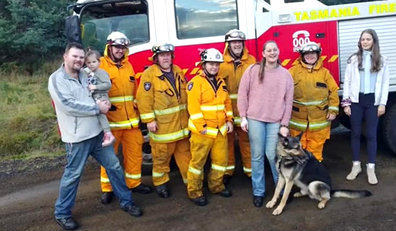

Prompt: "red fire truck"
[66,0,396,155]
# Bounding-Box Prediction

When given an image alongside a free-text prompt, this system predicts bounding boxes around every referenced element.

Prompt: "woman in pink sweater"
[237,41,294,207]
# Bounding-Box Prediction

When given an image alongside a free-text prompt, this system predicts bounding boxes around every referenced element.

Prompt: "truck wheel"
[382,103,396,155]
[141,128,153,176]
[339,115,351,129]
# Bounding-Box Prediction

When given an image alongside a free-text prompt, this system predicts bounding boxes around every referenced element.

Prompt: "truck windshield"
[79,0,149,53]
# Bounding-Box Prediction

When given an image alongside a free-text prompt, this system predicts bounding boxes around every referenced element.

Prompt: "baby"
[85,50,115,147]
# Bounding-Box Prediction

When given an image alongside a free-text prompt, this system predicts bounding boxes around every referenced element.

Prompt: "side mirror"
[65,15,82,44]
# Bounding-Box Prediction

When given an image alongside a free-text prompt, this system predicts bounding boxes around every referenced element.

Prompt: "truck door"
[252,0,273,59]
[65,0,159,75]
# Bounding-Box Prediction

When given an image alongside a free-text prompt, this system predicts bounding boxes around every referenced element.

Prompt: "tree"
[0,0,71,74]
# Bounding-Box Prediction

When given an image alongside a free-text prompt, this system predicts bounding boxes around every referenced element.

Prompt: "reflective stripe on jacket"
[187,71,233,138]
[288,58,340,131]
[219,45,256,126]
[100,45,140,130]
[136,64,190,143]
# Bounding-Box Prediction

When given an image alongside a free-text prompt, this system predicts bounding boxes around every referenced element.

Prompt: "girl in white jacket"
[341,29,389,185]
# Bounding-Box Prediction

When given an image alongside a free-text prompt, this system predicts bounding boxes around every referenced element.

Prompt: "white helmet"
[106,31,130,47]
[299,41,322,54]
[225,29,246,42]
[200,48,224,63]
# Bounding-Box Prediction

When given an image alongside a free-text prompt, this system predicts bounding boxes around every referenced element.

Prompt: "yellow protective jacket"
[136,64,189,143]
[100,45,140,130]
[289,58,339,131]
[187,71,233,138]
[219,45,256,126]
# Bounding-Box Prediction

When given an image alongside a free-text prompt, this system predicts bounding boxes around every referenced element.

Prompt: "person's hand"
[200,129,207,135]
[344,106,351,116]
[327,113,336,121]
[378,105,386,117]
[241,117,248,132]
[97,100,110,114]
[279,126,289,137]
[147,121,158,132]
[88,84,97,90]
[226,121,234,133]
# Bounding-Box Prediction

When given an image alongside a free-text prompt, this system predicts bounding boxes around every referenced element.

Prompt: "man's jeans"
[247,119,279,197]
[55,132,134,219]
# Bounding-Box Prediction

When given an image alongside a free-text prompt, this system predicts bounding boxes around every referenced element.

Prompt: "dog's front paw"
[266,200,276,209]
[318,201,326,209]
[293,192,303,197]
[272,206,284,215]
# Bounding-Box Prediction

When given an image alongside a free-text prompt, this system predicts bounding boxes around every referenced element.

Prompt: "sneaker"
[121,204,143,217]
[366,164,378,185]
[55,217,79,230]
[102,132,115,147]
[346,163,362,180]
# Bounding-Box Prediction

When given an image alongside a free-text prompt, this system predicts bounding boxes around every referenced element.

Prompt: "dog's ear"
[297,132,303,141]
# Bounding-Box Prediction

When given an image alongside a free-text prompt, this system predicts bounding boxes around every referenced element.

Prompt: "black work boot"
[218,188,232,197]
[190,196,207,206]
[55,217,79,230]
[223,175,232,185]
[156,184,170,198]
[101,192,113,204]
[131,183,152,194]
[121,204,143,217]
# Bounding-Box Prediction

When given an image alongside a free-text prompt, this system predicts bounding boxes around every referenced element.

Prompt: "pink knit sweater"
[237,64,294,126]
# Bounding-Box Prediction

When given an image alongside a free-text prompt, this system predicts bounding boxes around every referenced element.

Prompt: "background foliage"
[0,0,70,74]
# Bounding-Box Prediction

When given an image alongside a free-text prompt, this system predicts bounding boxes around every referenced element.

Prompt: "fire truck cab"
[66,0,396,155]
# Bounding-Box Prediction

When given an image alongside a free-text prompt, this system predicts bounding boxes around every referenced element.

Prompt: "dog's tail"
[331,189,372,199]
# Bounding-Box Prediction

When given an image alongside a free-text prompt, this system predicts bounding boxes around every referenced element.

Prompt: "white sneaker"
[346,163,362,180]
[366,164,378,185]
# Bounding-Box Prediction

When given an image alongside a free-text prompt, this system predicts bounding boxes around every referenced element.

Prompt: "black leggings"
[350,93,379,163]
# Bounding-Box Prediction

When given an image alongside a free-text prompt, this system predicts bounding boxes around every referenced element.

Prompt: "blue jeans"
[55,132,134,219]
[248,119,279,197]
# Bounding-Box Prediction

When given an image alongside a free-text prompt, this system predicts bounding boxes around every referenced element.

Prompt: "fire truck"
[66,0,396,155]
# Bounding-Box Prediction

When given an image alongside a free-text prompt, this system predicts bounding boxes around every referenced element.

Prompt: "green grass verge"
[0,66,64,160]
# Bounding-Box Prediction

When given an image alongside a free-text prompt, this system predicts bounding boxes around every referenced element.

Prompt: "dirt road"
[0,129,395,231]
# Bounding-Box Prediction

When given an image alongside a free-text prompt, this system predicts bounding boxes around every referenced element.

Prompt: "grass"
[0,61,65,161]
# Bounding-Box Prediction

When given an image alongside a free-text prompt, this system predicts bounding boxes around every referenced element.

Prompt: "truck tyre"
[382,103,396,155]
[141,128,153,176]
[339,114,351,130]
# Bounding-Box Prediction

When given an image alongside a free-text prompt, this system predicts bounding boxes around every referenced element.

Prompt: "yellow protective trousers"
[150,138,191,186]
[290,127,330,162]
[187,132,228,199]
[226,127,251,177]
[101,128,144,192]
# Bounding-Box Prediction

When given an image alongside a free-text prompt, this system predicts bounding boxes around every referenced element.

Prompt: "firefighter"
[136,43,191,198]
[288,42,339,162]
[219,29,256,185]
[99,31,152,205]
[186,48,234,206]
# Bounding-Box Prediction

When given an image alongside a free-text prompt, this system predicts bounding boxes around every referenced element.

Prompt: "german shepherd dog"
[266,132,372,216]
